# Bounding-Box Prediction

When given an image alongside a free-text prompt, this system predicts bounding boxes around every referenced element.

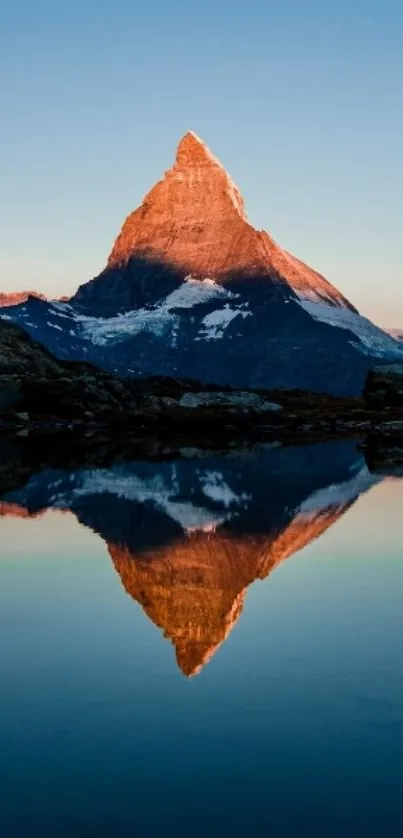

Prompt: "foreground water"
[0,439,402,837]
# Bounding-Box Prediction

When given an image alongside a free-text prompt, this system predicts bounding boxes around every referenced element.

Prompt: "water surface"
[0,440,402,837]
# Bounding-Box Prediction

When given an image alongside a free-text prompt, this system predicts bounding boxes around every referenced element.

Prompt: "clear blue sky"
[1,0,402,325]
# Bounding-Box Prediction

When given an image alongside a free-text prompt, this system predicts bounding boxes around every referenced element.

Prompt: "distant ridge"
[0,291,46,308]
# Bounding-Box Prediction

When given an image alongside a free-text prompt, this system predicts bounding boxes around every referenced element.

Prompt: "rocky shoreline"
[1,320,403,474]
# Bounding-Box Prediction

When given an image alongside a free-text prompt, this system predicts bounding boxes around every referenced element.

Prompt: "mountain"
[0,319,146,420]
[0,291,46,307]
[74,131,353,312]
[2,132,402,394]
[386,329,403,342]
[0,440,379,675]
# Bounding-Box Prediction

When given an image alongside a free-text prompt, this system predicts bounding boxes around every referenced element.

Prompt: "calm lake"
[0,439,402,837]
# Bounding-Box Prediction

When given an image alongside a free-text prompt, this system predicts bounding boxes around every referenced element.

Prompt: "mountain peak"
[77,133,353,310]
[174,130,247,220]
[105,131,251,274]
[176,130,209,160]
[176,130,226,168]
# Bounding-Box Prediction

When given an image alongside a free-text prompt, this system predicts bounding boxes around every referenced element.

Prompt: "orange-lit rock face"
[0,291,45,308]
[109,505,345,677]
[107,131,350,306]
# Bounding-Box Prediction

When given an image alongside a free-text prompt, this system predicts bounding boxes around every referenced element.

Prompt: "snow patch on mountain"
[199,306,251,340]
[298,299,403,358]
[73,278,238,346]
[163,277,231,308]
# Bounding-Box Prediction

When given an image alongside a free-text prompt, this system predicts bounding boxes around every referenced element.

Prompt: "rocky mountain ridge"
[0,291,46,307]
[386,328,403,342]
[74,131,352,312]
[2,132,403,395]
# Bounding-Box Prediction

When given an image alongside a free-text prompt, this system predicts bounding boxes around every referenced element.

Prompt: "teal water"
[0,441,402,837]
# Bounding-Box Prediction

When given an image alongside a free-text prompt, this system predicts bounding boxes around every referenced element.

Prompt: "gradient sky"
[1,0,402,325]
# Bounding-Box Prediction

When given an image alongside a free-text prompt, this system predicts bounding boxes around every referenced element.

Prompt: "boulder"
[178,391,282,414]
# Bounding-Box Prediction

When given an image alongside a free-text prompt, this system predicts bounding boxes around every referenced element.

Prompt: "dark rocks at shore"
[360,364,403,472]
[0,320,356,435]
[363,364,403,409]
[0,320,144,422]
[362,435,403,476]
[2,320,403,448]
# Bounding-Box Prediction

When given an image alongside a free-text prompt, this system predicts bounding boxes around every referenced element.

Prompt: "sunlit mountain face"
[2,132,402,395]
[0,441,379,675]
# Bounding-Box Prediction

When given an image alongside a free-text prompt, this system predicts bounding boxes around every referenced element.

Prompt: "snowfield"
[298,299,403,358]
[198,306,251,340]
[73,278,242,346]
[2,277,403,392]
[68,290,403,356]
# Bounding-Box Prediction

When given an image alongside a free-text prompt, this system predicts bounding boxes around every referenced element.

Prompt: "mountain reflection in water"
[0,439,379,676]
